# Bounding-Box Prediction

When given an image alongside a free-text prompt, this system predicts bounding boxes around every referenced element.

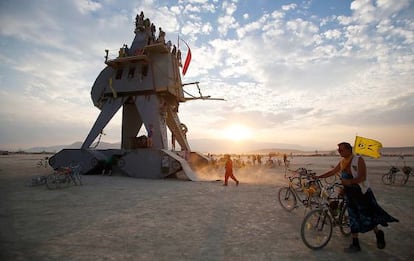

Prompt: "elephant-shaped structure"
[49,12,208,180]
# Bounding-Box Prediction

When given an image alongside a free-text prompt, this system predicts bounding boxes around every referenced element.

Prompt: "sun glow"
[222,124,252,141]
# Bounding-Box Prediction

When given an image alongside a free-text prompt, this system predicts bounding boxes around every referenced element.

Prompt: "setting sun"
[222,124,252,141]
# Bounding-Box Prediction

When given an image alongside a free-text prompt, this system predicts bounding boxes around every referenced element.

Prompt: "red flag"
[182,48,191,75]
[180,37,191,75]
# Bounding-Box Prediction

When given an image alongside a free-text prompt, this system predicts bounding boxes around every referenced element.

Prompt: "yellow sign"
[354,136,383,158]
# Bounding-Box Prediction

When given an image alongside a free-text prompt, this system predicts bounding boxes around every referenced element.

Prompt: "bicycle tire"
[339,203,351,236]
[278,187,297,211]
[46,174,58,190]
[381,173,393,185]
[301,209,333,250]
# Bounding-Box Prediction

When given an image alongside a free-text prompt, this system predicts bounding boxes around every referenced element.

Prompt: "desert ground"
[0,153,413,260]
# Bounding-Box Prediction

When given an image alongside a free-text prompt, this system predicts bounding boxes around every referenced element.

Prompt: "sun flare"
[222,124,252,141]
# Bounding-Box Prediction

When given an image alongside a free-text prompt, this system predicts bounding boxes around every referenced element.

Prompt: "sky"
[0,0,413,152]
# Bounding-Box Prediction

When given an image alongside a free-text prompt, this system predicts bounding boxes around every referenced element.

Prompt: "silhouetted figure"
[223,154,239,186]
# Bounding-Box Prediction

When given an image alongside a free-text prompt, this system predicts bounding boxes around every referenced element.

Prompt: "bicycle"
[36,157,49,168]
[382,156,413,185]
[278,170,321,212]
[300,181,351,250]
[46,164,82,190]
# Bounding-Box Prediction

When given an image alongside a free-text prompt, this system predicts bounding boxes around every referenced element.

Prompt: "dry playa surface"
[0,154,413,260]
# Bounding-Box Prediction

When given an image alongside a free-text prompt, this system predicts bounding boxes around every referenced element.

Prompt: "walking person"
[283,153,288,167]
[223,154,239,186]
[317,142,398,253]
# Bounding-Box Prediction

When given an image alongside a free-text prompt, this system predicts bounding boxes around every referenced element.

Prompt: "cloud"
[217,0,239,36]
[75,0,102,14]
[0,0,413,150]
[281,3,297,12]
[323,29,341,39]
[351,92,414,126]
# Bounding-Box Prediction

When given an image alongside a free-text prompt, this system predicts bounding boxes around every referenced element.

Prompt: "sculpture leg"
[81,98,124,149]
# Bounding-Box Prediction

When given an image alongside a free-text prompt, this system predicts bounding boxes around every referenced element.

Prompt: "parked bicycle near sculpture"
[382,155,413,185]
[36,156,49,168]
[301,181,351,250]
[46,163,82,190]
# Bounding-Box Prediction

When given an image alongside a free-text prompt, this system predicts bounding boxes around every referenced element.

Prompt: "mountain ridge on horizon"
[19,139,319,153]
[18,138,414,155]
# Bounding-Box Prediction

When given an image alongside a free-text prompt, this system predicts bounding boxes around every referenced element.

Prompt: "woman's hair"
[337,142,352,151]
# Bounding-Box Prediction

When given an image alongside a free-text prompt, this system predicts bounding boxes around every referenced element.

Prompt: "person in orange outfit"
[224,154,239,186]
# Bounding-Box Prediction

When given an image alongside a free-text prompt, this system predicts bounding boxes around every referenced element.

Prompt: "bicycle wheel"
[301,209,333,250]
[278,187,297,211]
[46,174,58,190]
[381,173,393,185]
[339,203,351,236]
